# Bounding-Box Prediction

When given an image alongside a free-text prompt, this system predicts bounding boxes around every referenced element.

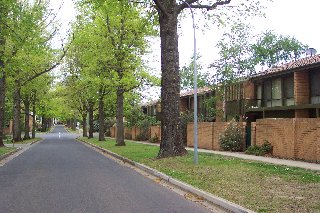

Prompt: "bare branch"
[178,0,232,13]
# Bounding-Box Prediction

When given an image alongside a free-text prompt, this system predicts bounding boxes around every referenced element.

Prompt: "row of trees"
[58,1,157,146]
[0,0,68,146]
[61,0,308,158]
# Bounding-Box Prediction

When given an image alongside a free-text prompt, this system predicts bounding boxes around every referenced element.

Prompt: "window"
[263,81,272,107]
[310,71,320,104]
[256,84,262,107]
[263,78,282,107]
[283,76,294,106]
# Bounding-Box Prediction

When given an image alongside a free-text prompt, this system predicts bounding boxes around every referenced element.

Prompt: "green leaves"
[211,23,307,83]
[252,31,307,67]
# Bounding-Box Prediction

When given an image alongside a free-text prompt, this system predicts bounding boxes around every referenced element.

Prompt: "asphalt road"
[0,125,210,213]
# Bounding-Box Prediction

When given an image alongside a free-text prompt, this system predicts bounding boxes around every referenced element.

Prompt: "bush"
[149,135,159,143]
[245,140,273,156]
[219,120,243,152]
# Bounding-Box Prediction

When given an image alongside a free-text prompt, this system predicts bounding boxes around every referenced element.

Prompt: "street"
[0,125,210,213]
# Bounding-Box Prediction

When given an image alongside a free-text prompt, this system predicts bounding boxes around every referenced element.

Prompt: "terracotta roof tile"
[252,54,320,78]
[180,86,212,97]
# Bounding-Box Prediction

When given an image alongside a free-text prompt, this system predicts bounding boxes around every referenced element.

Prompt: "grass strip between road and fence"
[4,137,42,145]
[78,137,320,213]
[0,146,17,158]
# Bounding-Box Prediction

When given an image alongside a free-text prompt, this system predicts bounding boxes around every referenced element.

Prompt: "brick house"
[244,54,320,121]
[141,86,216,121]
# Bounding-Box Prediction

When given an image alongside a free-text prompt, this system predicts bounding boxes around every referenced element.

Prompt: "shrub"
[219,120,244,152]
[245,140,273,156]
[149,135,159,143]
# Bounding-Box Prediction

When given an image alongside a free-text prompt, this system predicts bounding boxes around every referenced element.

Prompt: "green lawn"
[0,146,16,157]
[79,137,320,213]
[4,137,41,144]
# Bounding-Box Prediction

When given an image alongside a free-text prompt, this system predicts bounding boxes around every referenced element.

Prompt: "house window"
[263,81,272,107]
[272,78,282,106]
[310,71,320,104]
[263,78,282,107]
[256,84,262,107]
[283,76,294,106]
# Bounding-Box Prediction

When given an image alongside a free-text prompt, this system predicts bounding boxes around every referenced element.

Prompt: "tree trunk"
[116,88,125,146]
[0,73,5,147]
[82,113,87,137]
[23,97,30,140]
[71,114,76,131]
[88,101,94,139]
[41,116,47,132]
[32,104,36,138]
[157,5,187,158]
[98,92,105,141]
[13,81,22,142]
[32,91,36,138]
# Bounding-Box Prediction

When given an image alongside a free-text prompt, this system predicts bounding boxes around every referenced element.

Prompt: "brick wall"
[255,118,320,162]
[255,119,296,158]
[124,127,132,140]
[150,126,161,142]
[243,81,255,99]
[294,71,310,105]
[294,119,320,162]
[131,127,141,140]
[187,122,214,150]
[294,71,310,118]
[187,122,246,151]
[110,126,116,138]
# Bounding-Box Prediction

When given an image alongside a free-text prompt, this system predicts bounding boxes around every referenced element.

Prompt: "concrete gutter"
[0,148,22,161]
[77,138,255,213]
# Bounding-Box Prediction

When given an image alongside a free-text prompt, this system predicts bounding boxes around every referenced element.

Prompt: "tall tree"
[210,24,308,83]
[151,0,264,158]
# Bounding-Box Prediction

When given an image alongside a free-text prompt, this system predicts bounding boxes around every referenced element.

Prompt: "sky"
[51,0,320,100]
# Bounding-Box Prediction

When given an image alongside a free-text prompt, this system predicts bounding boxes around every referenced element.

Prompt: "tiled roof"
[252,54,320,78]
[141,86,214,106]
[180,86,212,97]
[141,99,159,107]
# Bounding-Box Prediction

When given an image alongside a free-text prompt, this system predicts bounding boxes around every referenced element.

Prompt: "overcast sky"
[54,0,320,67]
[52,0,320,100]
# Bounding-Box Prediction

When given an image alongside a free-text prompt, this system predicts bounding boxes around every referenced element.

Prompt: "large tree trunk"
[98,92,105,141]
[0,3,8,147]
[32,91,36,138]
[0,73,5,147]
[88,101,94,139]
[82,113,87,137]
[13,81,22,142]
[23,97,30,140]
[115,88,125,146]
[157,5,187,158]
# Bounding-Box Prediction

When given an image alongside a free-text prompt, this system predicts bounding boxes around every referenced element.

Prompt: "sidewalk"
[133,141,320,171]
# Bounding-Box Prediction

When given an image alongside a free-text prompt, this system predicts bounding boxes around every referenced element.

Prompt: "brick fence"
[109,119,319,162]
[187,122,246,151]
[252,118,320,162]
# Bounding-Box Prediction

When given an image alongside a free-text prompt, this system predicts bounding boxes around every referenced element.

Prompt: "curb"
[0,147,21,161]
[77,138,254,213]
[0,138,43,163]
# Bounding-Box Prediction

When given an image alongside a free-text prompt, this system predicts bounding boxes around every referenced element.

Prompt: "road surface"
[0,125,212,212]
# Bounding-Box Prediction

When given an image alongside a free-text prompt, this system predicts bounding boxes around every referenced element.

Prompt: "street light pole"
[183,1,198,164]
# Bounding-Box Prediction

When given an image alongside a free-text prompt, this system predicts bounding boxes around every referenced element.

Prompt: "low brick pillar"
[124,127,132,140]
[150,126,161,142]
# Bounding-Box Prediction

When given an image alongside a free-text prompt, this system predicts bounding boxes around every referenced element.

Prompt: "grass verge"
[4,137,42,144]
[0,146,16,157]
[79,137,320,213]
